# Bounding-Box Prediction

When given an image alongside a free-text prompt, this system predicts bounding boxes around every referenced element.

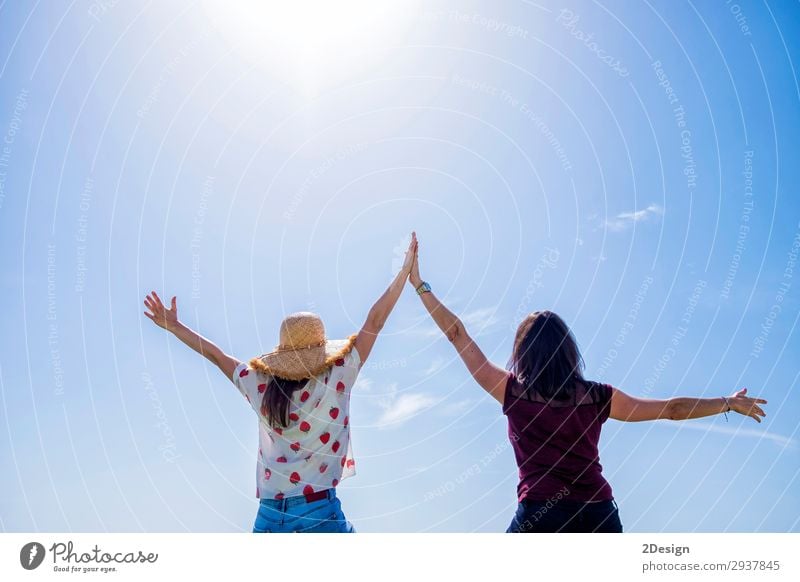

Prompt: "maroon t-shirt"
[502,374,614,503]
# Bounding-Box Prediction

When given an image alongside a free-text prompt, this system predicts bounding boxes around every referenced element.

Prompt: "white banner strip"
[1,533,797,581]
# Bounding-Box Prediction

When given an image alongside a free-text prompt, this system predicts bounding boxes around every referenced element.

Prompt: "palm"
[144,291,178,330]
[409,235,421,286]
[401,232,418,274]
[728,388,768,423]
[410,254,421,285]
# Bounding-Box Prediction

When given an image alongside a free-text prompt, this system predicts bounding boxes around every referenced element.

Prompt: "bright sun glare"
[201,0,419,95]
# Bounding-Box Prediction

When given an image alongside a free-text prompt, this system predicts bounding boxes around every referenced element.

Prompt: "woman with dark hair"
[142,234,418,532]
[408,238,768,533]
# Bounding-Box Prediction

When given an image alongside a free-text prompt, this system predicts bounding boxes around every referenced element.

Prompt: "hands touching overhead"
[142,232,768,422]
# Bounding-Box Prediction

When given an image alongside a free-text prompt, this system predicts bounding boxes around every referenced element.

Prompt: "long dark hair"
[509,310,585,400]
[260,376,309,428]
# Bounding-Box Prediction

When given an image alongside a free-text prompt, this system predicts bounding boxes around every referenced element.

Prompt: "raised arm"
[408,238,508,404]
[610,387,767,423]
[353,233,417,364]
[143,291,240,380]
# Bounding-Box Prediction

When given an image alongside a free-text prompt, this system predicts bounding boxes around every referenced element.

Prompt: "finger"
[742,398,766,415]
[752,405,766,417]
[755,398,767,404]
[171,296,177,311]
[742,407,759,421]
[152,291,164,308]
[143,312,154,321]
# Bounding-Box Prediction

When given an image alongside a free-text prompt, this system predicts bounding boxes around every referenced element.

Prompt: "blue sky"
[1,0,798,532]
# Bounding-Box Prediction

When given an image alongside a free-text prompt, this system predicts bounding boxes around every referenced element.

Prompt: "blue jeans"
[252,489,355,533]
[506,498,623,533]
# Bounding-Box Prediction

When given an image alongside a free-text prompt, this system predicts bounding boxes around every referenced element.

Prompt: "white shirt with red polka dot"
[232,348,360,500]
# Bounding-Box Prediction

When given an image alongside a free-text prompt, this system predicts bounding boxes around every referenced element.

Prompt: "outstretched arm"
[353,234,417,364]
[610,387,767,423]
[143,291,240,380]
[409,238,507,404]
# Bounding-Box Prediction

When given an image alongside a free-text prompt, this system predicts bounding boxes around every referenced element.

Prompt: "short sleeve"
[598,383,614,423]
[346,347,361,369]
[500,373,516,415]
[232,362,268,413]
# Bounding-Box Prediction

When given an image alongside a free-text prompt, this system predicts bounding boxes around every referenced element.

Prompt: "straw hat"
[249,312,357,381]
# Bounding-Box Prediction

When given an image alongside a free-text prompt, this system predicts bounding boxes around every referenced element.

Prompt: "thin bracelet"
[721,396,730,422]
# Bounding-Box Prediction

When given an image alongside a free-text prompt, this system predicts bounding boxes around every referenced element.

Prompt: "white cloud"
[661,421,796,449]
[416,326,445,338]
[440,398,476,417]
[375,388,437,428]
[461,306,500,331]
[353,375,373,391]
[415,306,500,338]
[591,253,608,264]
[604,203,663,232]
[390,233,412,274]
[422,357,446,376]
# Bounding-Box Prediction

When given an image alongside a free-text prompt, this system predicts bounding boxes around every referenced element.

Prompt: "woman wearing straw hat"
[143,233,418,532]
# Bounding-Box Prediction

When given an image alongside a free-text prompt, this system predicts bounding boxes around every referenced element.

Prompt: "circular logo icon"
[20,542,46,570]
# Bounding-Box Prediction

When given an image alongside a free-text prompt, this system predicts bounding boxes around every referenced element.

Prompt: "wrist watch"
[415,281,431,295]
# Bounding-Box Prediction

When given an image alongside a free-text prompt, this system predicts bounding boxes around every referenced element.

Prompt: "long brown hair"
[509,310,585,400]
[260,376,309,428]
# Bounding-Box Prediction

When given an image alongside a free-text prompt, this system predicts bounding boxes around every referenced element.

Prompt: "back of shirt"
[233,348,361,499]
[502,374,614,503]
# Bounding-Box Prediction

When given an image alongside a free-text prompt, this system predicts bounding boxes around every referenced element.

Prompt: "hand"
[408,233,422,288]
[144,291,179,331]
[727,388,767,423]
[400,231,418,277]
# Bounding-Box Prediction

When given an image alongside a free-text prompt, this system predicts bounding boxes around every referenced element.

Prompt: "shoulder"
[345,347,361,368]
[232,362,273,396]
[576,379,613,404]
[234,361,271,381]
[232,361,251,383]
[329,347,360,373]
[231,362,271,407]
[500,372,520,414]
[580,380,614,422]
[506,372,520,391]
[321,347,361,383]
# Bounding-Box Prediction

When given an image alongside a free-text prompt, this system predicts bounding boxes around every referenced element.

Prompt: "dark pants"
[506,498,623,533]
